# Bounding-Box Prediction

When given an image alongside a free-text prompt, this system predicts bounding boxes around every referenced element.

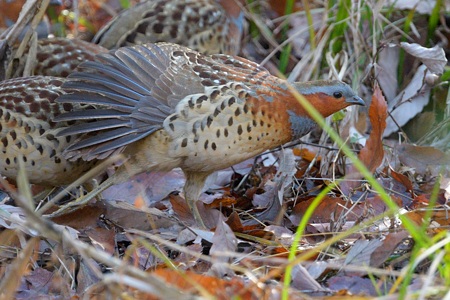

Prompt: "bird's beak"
[347,95,365,106]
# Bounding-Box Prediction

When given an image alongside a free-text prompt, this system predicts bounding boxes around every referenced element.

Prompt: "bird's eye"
[333,91,343,98]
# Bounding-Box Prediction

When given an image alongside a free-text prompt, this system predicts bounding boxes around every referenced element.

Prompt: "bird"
[0,43,365,225]
[47,42,365,227]
[0,76,96,187]
[12,38,107,78]
[92,0,245,55]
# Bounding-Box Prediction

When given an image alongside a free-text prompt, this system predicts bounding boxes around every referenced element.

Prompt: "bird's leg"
[183,171,211,228]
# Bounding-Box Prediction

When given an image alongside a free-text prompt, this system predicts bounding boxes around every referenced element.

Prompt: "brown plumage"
[92,0,245,55]
[12,38,107,78]
[0,43,364,226]
[0,76,94,186]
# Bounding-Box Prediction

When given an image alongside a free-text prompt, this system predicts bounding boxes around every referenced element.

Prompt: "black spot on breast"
[210,90,220,100]
[172,50,184,57]
[211,142,217,150]
[153,23,164,34]
[36,144,44,155]
[181,138,188,147]
[228,117,233,126]
[237,125,242,135]
[10,131,16,140]
[206,116,213,127]
[197,95,208,103]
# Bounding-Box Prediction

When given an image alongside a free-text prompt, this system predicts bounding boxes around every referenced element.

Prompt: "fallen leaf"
[102,170,185,204]
[400,43,447,74]
[327,275,391,296]
[104,200,175,230]
[370,231,410,267]
[210,214,238,277]
[152,269,255,299]
[341,83,387,193]
[376,43,399,101]
[169,193,221,229]
[384,65,432,137]
[344,239,383,267]
[247,149,296,225]
[291,195,402,226]
[76,258,101,294]
[396,144,450,175]
[389,167,414,196]
[226,211,244,232]
[291,264,328,292]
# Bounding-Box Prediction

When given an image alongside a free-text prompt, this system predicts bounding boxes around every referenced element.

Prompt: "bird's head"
[290,80,365,118]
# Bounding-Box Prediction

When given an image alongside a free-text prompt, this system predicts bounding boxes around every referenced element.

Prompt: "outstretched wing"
[55,42,275,161]
[55,43,204,160]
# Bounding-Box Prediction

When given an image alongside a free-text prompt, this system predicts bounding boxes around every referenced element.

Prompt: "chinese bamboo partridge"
[92,0,245,55]
[12,38,107,78]
[0,43,364,227]
[0,76,95,186]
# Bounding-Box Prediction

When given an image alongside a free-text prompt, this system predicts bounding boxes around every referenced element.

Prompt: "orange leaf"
[341,83,387,193]
[152,269,254,299]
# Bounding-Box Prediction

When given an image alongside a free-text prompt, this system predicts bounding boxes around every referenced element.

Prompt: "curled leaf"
[400,42,447,75]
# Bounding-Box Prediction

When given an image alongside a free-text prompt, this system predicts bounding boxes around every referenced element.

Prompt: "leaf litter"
[0,0,449,299]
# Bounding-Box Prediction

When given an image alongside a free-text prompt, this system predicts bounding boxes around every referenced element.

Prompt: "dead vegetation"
[0,0,449,299]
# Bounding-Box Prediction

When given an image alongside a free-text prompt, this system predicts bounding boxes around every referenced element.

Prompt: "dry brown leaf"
[210,214,237,277]
[341,83,387,193]
[291,264,328,292]
[369,231,410,267]
[345,239,383,267]
[152,269,255,299]
[389,167,414,196]
[327,275,391,296]
[396,144,450,175]
[170,193,222,229]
